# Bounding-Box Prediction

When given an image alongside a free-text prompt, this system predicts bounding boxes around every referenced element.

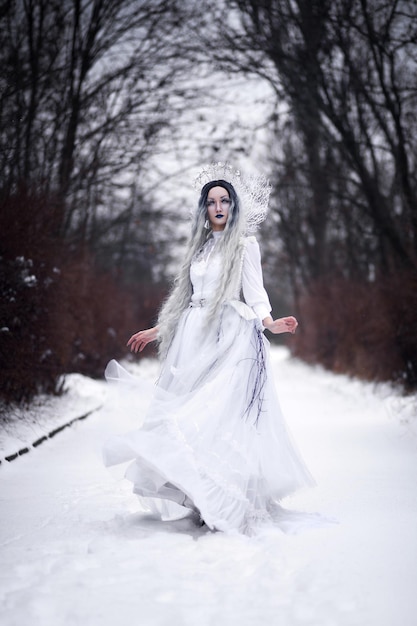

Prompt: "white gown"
[103,233,315,535]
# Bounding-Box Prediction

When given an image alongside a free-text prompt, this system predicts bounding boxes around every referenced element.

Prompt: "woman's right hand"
[127,326,159,353]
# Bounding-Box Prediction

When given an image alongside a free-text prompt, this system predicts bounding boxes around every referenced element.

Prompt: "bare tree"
[0,0,214,403]
[188,0,417,387]
[0,0,203,246]
[199,0,417,282]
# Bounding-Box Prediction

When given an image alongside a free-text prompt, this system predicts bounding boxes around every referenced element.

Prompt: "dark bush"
[292,273,417,391]
[0,191,164,406]
[0,192,64,401]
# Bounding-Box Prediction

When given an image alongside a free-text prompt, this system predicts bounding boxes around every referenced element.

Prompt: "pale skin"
[127,185,298,354]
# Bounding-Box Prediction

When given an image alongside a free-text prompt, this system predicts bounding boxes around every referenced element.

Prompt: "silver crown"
[194,161,271,233]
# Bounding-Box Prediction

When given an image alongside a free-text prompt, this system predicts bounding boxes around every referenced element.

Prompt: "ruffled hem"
[103,305,315,535]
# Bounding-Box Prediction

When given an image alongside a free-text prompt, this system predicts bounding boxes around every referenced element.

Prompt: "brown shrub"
[47,248,164,378]
[0,191,164,406]
[292,273,417,390]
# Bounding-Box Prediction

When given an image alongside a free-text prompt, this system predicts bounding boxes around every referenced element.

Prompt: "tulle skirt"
[103,303,315,535]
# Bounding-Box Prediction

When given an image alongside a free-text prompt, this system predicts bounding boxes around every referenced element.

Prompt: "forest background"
[1,0,416,408]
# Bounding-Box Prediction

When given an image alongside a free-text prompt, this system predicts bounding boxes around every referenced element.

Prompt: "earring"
[204,219,210,229]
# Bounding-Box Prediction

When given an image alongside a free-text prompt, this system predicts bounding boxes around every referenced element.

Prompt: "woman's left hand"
[262,316,298,334]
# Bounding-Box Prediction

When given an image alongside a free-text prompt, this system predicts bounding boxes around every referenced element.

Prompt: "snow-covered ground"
[1,347,416,626]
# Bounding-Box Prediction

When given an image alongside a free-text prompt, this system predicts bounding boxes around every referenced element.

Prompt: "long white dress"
[103,232,315,535]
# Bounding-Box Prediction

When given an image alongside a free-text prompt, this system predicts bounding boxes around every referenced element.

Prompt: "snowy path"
[1,348,416,626]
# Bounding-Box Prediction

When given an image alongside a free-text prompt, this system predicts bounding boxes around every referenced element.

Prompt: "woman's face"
[206,186,231,231]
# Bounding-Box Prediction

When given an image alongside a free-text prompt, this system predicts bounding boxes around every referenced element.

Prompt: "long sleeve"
[241,237,272,322]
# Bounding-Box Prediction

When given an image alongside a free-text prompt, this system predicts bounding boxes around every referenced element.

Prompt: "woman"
[104,165,315,535]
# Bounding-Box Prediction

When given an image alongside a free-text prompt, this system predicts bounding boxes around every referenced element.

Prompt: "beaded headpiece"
[194,161,271,233]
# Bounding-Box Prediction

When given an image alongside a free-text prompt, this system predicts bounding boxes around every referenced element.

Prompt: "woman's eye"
[206,198,230,208]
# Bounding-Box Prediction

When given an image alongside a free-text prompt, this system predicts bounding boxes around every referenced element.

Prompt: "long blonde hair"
[157,180,246,357]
